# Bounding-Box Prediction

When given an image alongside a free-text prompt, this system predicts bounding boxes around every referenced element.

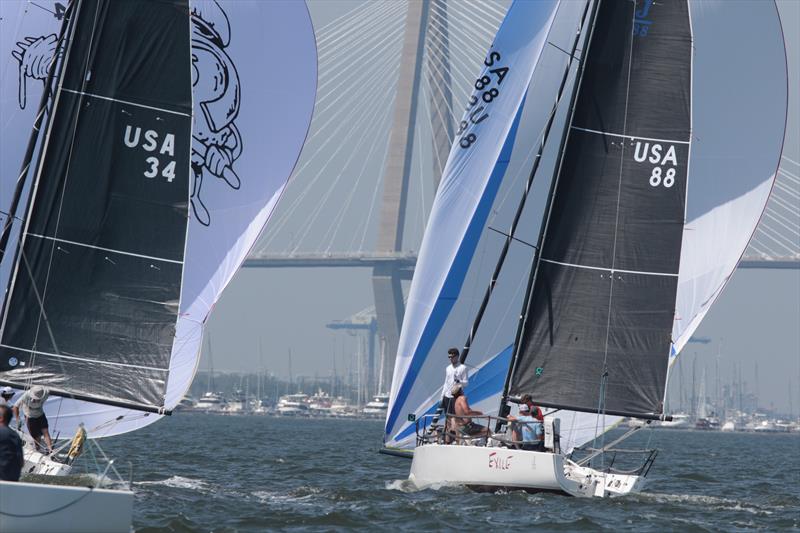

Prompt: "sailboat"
[0,0,192,528]
[383,0,786,497]
[0,0,316,529]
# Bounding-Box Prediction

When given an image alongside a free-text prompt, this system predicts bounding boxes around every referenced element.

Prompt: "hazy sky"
[202,0,799,414]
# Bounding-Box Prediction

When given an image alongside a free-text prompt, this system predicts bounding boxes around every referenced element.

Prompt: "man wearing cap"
[440,347,469,422]
[508,403,544,451]
[0,386,15,407]
[12,385,52,453]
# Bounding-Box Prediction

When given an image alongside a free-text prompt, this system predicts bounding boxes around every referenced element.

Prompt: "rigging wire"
[260,43,404,250]
[322,89,398,252]
[424,24,476,92]
[432,1,500,58]
[289,56,404,253]
[344,107,396,252]
[419,74,450,184]
[314,0,381,45]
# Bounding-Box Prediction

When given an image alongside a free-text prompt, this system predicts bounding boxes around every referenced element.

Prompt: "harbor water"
[88,414,799,531]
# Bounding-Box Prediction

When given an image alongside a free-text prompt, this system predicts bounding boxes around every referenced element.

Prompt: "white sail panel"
[385,0,560,447]
[671,1,786,358]
[0,1,57,300]
[0,0,316,437]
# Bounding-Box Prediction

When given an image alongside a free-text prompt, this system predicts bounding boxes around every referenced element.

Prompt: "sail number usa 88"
[456,51,510,149]
[633,141,678,188]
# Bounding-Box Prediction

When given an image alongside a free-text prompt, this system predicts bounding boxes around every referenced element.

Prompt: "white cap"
[1,386,13,396]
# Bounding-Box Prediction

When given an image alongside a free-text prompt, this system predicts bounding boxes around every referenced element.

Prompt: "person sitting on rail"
[449,383,489,442]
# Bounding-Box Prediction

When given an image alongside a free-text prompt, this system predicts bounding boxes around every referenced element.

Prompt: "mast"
[460,0,595,365]
[497,0,602,418]
[0,2,76,269]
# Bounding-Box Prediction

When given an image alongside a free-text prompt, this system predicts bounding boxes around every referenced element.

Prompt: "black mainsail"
[508,0,692,419]
[0,0,192,412]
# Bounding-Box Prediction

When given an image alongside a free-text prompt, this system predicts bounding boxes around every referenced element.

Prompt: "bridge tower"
[371,0,451,393]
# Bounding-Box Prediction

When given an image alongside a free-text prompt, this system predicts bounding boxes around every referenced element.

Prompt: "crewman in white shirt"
[441,347,468,425]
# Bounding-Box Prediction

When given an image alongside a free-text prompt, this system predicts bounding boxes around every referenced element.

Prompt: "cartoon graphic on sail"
[11,1,243,228]
[189,1,242,226]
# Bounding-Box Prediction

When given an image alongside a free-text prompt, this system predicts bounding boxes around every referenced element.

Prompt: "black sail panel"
[0,0,191,411]
[510,0,691,418]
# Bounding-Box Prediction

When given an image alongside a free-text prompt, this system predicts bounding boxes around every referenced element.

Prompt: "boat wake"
[136,475,211,493]
[385,479,421,492]
[637,492,775,515]
[251,486,324,507]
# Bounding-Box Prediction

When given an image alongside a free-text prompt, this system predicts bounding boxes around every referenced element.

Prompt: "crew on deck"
[507,403,544,451]
[449,383,489,442]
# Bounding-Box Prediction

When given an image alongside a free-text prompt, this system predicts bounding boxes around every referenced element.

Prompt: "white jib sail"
[0,0,317,437]
[384,0,561,450]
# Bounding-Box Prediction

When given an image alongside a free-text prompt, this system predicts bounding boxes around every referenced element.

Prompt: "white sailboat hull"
[409,444,646,498]
[0,480,133,533]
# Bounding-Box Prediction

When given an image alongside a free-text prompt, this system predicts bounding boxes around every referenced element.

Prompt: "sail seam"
[539,258,678,277]
[60,88,191,117]
[0,344,169,372]
[570,125,690,145]
[27,233,184,265]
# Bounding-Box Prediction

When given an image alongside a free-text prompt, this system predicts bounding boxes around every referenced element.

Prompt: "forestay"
[385,0,561,449]
[0,0,317,436]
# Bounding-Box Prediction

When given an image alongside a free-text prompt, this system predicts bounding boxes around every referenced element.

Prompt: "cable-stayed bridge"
[244,1,799,394]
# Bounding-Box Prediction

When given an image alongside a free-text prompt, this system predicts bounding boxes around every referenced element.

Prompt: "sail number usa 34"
[457,51,510,149]
[124,125,178,182]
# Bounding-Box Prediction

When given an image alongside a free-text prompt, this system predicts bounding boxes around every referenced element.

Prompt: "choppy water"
[85,414,800,531]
